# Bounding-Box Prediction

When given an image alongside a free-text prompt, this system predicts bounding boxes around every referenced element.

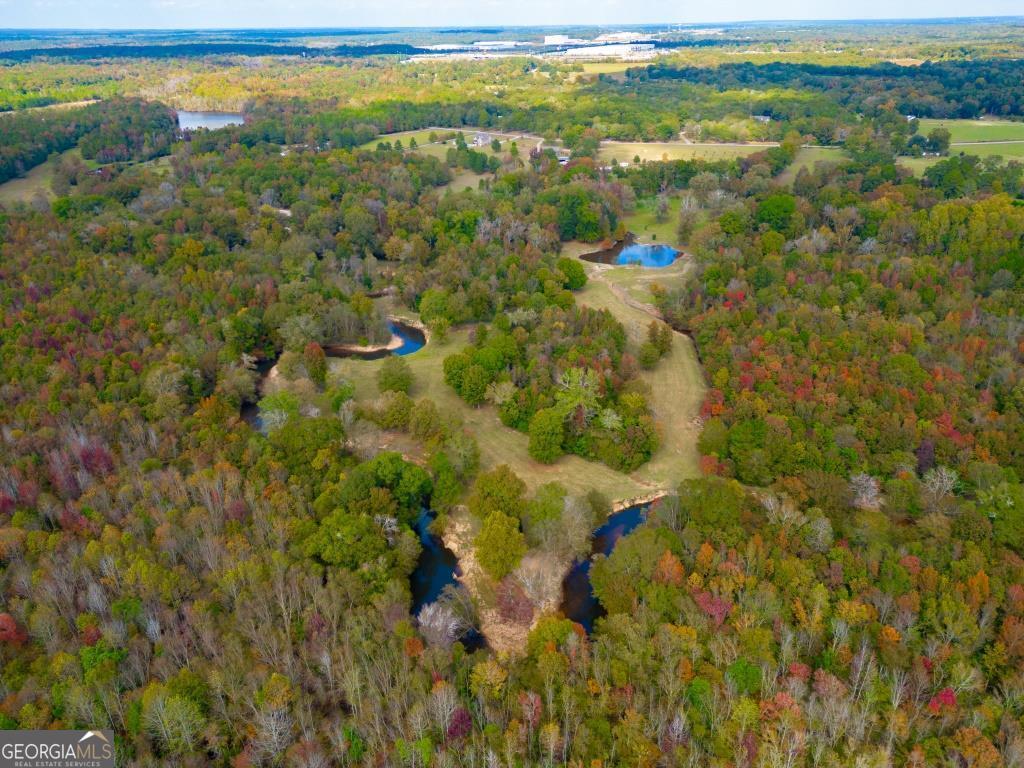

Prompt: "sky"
[1,0,1022,30]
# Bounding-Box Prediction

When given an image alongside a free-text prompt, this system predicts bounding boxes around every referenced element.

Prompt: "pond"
[560,501,650,633]
[580,235,679,268]
[615,243,679,267]
[177,111,245,131]
[388,320,426,356]
[323,320,426,360]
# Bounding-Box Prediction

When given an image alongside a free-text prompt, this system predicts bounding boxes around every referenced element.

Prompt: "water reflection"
[560,502,649,633]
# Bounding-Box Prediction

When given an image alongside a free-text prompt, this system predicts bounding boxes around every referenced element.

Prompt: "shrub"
[475,511,526,581]
[378,356,413,393]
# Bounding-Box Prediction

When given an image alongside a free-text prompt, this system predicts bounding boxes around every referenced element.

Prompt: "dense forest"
[0,99,177,183]
[1,25,1024,767]
[635,60,1024,119]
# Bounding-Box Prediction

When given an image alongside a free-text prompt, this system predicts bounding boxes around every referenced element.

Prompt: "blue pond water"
[560,502,650,632]
[615,243,679,268]
[389,321,425,356]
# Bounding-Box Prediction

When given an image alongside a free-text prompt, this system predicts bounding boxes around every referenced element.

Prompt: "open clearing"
[599,140,773,165]
[329,322,658,501]
[622,196,682,244]
[899,142,1024,175]
[361,126,542,157]
[916,117,1024,144]
[440,169,486,193]
[0,155,59,205]
[777,146,847,184]
[572,260,704,491]
[329,258,703,502]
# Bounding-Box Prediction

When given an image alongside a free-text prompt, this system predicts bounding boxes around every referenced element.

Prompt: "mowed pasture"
[572,270,705,491]
[916,117,1024,144]
[899,141,1024,175]
[598,140,773,165]
[329,324,660,500]
[360,126,542,157]
[329,260,704,502]
[0,147,173,206]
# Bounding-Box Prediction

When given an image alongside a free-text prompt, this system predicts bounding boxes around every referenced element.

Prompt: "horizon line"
[3,16,1024,33]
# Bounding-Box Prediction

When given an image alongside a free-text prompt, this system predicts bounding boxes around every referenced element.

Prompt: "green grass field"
[573,273,704,491]
[598,140,772,165]
[917,117,1024,143]
[360,127,539,156]
[328,265,703,503]
[329,325,661,500]
[622,197,683,245]
[0,154,61,205]
[777,146,847,185]
[0,148,173,206]
[899,141,1024,175]
[441,169,485,193]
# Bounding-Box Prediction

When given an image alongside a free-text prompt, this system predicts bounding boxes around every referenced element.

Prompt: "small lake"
[616,243,679,267]
[177,111,245,131]
[560,502,650,632]
[580,235,679,268]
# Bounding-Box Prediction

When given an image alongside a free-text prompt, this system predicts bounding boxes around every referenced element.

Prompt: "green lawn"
[917,117,1024,143]
[598,141,772,165]
[361,127,539,157]
[357,128,441,150]
[622,197,683,245]
[948,142,1024,159]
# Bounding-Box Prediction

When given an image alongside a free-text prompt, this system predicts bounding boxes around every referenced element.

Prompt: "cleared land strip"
[328,260,704,500]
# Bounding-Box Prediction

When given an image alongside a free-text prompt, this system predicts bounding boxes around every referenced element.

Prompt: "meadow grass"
[899,141,1024,175]
[329,258,704,502]
[0,154,59,205]
[777,146,847,185]
[598,141,771,165]
[917,117,1024,143]
[622,196,683,245]
[572,272,705,491]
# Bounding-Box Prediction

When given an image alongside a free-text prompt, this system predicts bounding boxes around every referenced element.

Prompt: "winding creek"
[412,508,485,650]
[240,320,425,430]
[243,308,660,646]
[559,501,651,632]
